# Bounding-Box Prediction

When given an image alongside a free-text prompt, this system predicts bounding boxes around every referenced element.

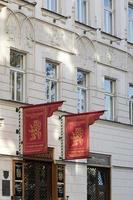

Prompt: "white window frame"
[128,5,133,43]
[103,0,113,34]
[129,85,133,124]
[10,49,25,102]
[45,60,58,102]
[77,69,88,113]
[104,77,115,120]
[76,0,89,24]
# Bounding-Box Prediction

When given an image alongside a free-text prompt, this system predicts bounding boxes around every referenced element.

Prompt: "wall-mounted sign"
[2,180,10,196]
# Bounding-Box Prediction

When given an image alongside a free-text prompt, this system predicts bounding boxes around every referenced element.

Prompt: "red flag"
[65,110,104,160]
[23,101,63,155]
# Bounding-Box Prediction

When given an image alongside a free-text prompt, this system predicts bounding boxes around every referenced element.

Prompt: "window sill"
[75,20,96,31]
[41,8,68,23]
[127,40,133,45]
[18,0,37,6]
[0,0,8,8]
[100,118,133,127]
[101,31,122,41]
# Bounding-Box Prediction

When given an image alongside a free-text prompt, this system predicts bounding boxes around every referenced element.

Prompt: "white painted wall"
[0,0,133,200]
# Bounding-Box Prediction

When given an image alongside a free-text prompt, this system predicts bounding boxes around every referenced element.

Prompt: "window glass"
[129,85,133,98]
[77,70,86,86]
[87,167,110,200]
[10,50,24,102]
[46,0,57,12]
[46,61,57,102]
[104,0,112,34]
[104,78,115,120]
[129,85,133,124]
[10,50,23,69]
[104,0,112,9]
[77,69,87,113]
[128,6,133,42]
[76,0,87,24]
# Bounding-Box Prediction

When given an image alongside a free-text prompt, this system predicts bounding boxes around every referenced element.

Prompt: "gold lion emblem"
[70,127,84,147]
[29,120,42,141]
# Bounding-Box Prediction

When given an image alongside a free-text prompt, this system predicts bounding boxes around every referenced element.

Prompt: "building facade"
[0,0,133,199]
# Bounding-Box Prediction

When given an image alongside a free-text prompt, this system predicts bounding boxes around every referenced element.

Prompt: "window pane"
[77,88,86,113]
[46,61,57,102]
[129,85,133,98]
[104,79,113,93]
[77,0,87,23]
[128,6,133,42]
[51,81,57,101]
[104,0,112,9]
[104,95,113,120]
[82,0,87,23]
[87,167,110,200]
[17,73,23,101]
[10,71,15,100]
[104,10,112,33]
[46,63,56,79]
[46,81,57,102]
[129,85,133,124]
[47,0,57,11]
[10,50,23,69]
[46,80,50,101]
[128,6,133,19]
[77,70,86,86]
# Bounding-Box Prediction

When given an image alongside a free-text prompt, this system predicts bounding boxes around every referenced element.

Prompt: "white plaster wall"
[112,167,133,200]
[0,0,133,200]
[0,158,13,200]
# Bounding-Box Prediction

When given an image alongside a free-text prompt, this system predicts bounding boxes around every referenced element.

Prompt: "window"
[76,0,87,24]
[77,69,87,113]
[104,0,112,34]
[87,167,110,200]
[46,61,58,102]
[104,78,115,120]
[128,5,133,43]
[129,85,133,124]
[87,153,110,200]
[10,50,25,102]
[45,0,57,12]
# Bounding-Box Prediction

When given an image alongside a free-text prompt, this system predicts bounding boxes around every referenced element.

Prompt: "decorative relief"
[6,13,20,45]
[75,36,95,67]
[6,10,34,51]
[96,44,127,70]
[35,22,74,52]
[21,19,34,51]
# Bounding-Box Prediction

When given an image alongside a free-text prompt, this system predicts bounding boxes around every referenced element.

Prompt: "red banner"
[23,101,63,155]
[65,110,104,160]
